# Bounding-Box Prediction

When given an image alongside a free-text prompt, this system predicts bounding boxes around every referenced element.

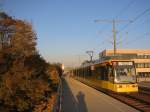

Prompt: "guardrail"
[52,78,62,112]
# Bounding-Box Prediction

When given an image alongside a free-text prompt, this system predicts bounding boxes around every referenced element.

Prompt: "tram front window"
[113,62,136,83]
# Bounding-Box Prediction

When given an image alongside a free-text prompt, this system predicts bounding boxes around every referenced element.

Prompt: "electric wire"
[119,7,150,33]
[94,0,136,51]
[123,32,150,46]
[115,0,136,19]
[118,6,150,46]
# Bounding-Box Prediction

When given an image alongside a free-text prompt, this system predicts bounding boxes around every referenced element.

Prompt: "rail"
[76,77,150,112]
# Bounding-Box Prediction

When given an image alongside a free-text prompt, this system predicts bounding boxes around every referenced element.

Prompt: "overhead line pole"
[112,20,117,55]
[86,50,94,62]
[95,19,132,56]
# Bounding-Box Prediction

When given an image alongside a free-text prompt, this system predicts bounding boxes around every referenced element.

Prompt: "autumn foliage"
[0,12,61,111]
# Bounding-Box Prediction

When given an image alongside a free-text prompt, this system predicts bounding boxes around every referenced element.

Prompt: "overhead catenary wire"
[94,0,136,53]
[95,19,133,55]
[94,1,150,52]
[94,0,135,44]
[115,0,136,19]
[92,40,109,52]
[119,16,150,44]
[119,7,150,33]
[118,7,150,45]
[123,32,150,46]
[113,0,135,48]
[0,0,4,11]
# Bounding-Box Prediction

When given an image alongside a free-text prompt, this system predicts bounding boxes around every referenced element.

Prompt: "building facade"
[99,49,150,82]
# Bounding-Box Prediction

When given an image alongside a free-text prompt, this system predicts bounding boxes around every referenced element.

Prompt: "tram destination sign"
[118,62,133,66]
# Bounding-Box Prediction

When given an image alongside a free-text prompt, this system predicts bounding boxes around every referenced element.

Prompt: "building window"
[139,73,144,77]
[138,55,142,59]
[146,73,149,77]
[147,63,150,68]
[144,63,150,68]
[135,63,138,68]
[145,63,148,68]
[140,63,144,68]
[135,63,150,68]
[137,55,150,59]
[138,72,150,77]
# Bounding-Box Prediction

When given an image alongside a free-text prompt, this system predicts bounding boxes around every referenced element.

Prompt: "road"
[62,76,139,112]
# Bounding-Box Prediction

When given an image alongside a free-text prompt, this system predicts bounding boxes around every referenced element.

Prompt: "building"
[99,49,150,82]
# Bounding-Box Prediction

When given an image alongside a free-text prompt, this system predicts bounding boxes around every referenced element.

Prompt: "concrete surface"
[62,76,139,112]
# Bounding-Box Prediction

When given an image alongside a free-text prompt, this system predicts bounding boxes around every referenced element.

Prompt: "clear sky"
[1,0,150,67]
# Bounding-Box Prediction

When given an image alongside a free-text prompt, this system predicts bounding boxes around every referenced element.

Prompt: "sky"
[1,0,150,67]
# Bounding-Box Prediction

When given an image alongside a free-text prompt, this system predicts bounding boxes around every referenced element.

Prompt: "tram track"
[76,78,150,112]
[108,91,150,112]
[138,87,150,95]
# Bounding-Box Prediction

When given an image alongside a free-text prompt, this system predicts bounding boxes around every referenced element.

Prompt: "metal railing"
[52,78,62,112]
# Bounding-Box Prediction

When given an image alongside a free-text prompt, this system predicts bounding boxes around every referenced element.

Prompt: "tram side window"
[108,66,113,82]
[101,67,105,80]
[104,66,109,80]
[82,69,84,77]
[88,68,92,76]
[85,68,88,77]
[96,66,109,80]
[96,67,102,80]
[79,69,81,76]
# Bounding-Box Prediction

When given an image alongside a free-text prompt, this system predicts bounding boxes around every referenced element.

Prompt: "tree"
[0,12,60,111]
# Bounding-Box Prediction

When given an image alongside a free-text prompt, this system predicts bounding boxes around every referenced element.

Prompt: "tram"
[72,56,138,92]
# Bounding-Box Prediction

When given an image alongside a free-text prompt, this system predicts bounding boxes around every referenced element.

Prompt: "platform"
[62,77,139,112]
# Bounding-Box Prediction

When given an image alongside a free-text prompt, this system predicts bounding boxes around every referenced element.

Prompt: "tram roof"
[80,55,133,68]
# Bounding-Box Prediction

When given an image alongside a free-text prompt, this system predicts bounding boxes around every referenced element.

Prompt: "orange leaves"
[0,12,60,111]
